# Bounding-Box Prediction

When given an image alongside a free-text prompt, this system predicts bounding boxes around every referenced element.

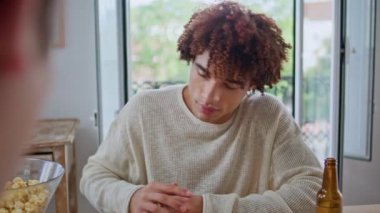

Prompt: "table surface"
[343,204,380,213]
[31,118,79,147]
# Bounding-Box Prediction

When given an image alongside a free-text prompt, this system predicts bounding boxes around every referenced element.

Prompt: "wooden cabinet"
[25,119,79,213]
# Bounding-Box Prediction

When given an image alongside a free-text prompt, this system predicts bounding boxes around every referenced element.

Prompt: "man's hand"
[129,182,192,213]
[182,195,203,213]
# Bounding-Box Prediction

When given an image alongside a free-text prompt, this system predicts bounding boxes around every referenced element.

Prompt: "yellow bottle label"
[316,206,342,213]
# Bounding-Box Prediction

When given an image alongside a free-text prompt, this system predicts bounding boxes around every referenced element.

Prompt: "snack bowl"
[0,158,64,213]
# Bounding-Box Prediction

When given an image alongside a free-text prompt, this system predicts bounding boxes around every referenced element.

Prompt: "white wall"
[41,0,99,212]
[342,1,380,205]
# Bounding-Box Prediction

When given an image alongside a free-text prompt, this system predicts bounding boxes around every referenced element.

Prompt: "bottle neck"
[322,164,339,191]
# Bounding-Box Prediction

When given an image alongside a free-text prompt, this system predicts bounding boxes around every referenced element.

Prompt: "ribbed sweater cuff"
[123,184,145,213]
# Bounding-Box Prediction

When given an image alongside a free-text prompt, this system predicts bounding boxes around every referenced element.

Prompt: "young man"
[0,0,53,191]
[81,1,322,212]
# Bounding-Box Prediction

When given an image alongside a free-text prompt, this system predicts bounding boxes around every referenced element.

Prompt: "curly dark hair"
[177,1,291,92]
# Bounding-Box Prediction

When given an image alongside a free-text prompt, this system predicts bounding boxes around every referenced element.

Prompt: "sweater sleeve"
[202,107,323,213]
[80,100,146,213]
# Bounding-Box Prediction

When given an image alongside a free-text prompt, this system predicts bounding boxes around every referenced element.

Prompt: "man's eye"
[224,83,241,90]
[197,69,207,77]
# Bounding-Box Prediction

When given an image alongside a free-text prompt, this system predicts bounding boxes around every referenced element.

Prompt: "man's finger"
[143,202,160,212]
[147,192,187,212]
[157,206,174,213]
[151,182,192,197]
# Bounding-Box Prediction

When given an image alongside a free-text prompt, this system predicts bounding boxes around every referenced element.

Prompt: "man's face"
[183,51,252,124]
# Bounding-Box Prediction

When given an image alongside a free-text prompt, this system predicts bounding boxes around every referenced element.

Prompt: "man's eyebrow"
[194,62,208,73]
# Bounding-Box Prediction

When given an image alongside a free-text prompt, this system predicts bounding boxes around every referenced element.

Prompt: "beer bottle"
[316,157,343,213]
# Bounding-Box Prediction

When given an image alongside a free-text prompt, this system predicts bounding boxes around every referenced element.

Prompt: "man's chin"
[196,113,217,123]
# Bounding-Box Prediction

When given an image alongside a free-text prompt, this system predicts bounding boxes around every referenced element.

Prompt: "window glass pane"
[129,0,294,110]
[343,0,375,160]
[302,0,333,163]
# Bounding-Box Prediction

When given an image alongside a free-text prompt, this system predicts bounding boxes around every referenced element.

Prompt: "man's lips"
[200,104,217,114]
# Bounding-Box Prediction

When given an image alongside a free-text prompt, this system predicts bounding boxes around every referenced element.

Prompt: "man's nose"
[202,81,220,105]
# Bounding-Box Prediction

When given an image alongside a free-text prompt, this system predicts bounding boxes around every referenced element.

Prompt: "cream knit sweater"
[80,85,322,213]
